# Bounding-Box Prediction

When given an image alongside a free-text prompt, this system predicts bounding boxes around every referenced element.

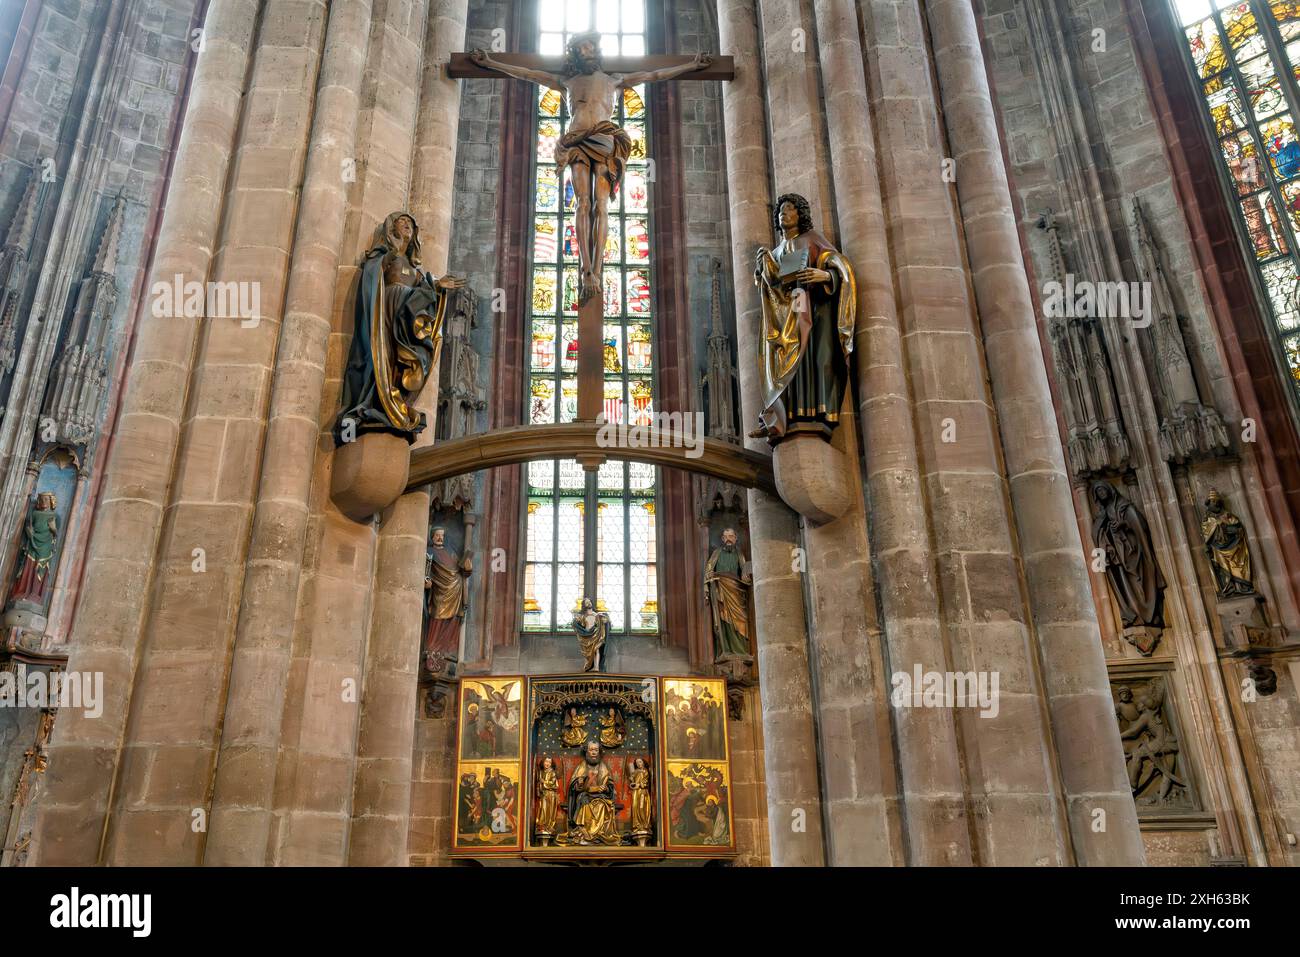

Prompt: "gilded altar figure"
[561,707,589,747]
[705,527,752,660]
[8,492,57,605]
[599,707,626,747]
[572,597,609,672]
[628,756,652,841]
[1201,489,1254,598]
[1090,481,1166,631]
[423,526,473,672]
[749,193,856,444]
[334,211,465,443]
[535,756,560,840]
[471,38,710,300]
[556,740,622,846]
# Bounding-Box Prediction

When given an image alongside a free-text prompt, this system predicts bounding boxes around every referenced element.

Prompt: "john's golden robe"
[755,229,856,440]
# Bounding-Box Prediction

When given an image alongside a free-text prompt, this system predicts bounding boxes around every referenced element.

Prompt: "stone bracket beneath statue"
[1122,625,1164,656]
[714,653,756,721]
[1212,593,1288,653]
[331,432,411,522]
[771,432,852,524]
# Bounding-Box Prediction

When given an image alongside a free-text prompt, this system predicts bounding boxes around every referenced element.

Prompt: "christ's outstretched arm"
[469,49,566,90]
[620,52,713,87]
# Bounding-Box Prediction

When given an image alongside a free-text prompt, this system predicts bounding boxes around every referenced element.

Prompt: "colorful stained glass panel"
[1188,18,1229,77]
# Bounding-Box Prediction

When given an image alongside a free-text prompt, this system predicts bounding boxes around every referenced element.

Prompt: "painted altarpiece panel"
[452,677,525,851]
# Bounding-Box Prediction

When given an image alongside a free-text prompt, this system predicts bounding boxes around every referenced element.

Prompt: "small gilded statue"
[704,527,752,661]
[572,596,610,672]
[1201,488,1255,598]
[534,755,560,844]
[561,707,588,747]
[1090,481,1166,637]
[334,211,465,444]
[599,707,626,748]
[749,193,856,444]
[628,756,653,845]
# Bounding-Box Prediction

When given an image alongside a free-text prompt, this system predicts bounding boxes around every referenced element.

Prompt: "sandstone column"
[859,0,1069,865]
[270,0,430,865]
[29,0,262,866]
[924,0,1144,864]
[753,0,903,866]
[718,0,825,866]
[100,0,329,866]
[814,0,968,865]
[348,0,468,867]
[205,0,374,866]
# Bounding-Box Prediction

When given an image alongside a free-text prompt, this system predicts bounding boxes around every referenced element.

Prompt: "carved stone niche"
[1109,671,1202,819]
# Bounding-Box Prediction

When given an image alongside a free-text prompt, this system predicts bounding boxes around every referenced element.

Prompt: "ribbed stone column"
[925,0,1144,864]
[860,0,1068,865]
[753,0,903,866]
[271,0,428,865]
[348,0,467,866]
[814,0,967,865]
[205,0,374,866]
[100,0,329,866]
[28,0,262,866]
[718,0,825,866]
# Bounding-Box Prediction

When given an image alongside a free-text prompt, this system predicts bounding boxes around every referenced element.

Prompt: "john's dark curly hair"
[772,193,814,235]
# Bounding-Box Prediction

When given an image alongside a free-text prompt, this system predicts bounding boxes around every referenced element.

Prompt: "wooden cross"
[448,48,734,428]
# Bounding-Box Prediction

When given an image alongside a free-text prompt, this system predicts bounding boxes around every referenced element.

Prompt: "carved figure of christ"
[469,38,712,301]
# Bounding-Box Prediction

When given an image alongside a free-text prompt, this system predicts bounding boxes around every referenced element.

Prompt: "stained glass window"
[1175,0,1300,383]
[523,0,659,636]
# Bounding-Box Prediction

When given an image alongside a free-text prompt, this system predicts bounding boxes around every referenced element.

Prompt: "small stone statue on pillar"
[3,492,59,631]
[1090,481,1166,654]
[705,527,752,658]
[423,526,472,674]
[1201,489,1254,598]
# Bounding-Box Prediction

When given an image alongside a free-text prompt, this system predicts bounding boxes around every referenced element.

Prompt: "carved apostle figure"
[423,526,472,673]
[9,492,57,605]
[705,527,752,660]
[572,597,609,672]
[535,756,560,841]
[556,740,621,846]
[1090,481,1166,631]
[335,211,465,444]
[471,37,710,300]
[1201,488,1254,598]
[628,756,653,843]
[749,193,856,444]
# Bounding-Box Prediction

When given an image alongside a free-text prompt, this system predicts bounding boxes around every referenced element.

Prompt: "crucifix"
[451,34,733,425]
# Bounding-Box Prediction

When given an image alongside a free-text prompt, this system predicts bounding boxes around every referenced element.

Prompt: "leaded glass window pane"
[1175,0,1300,390]
[520,1,660,636]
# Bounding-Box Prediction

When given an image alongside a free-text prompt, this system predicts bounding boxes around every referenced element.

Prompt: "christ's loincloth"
[553,120,633,188]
